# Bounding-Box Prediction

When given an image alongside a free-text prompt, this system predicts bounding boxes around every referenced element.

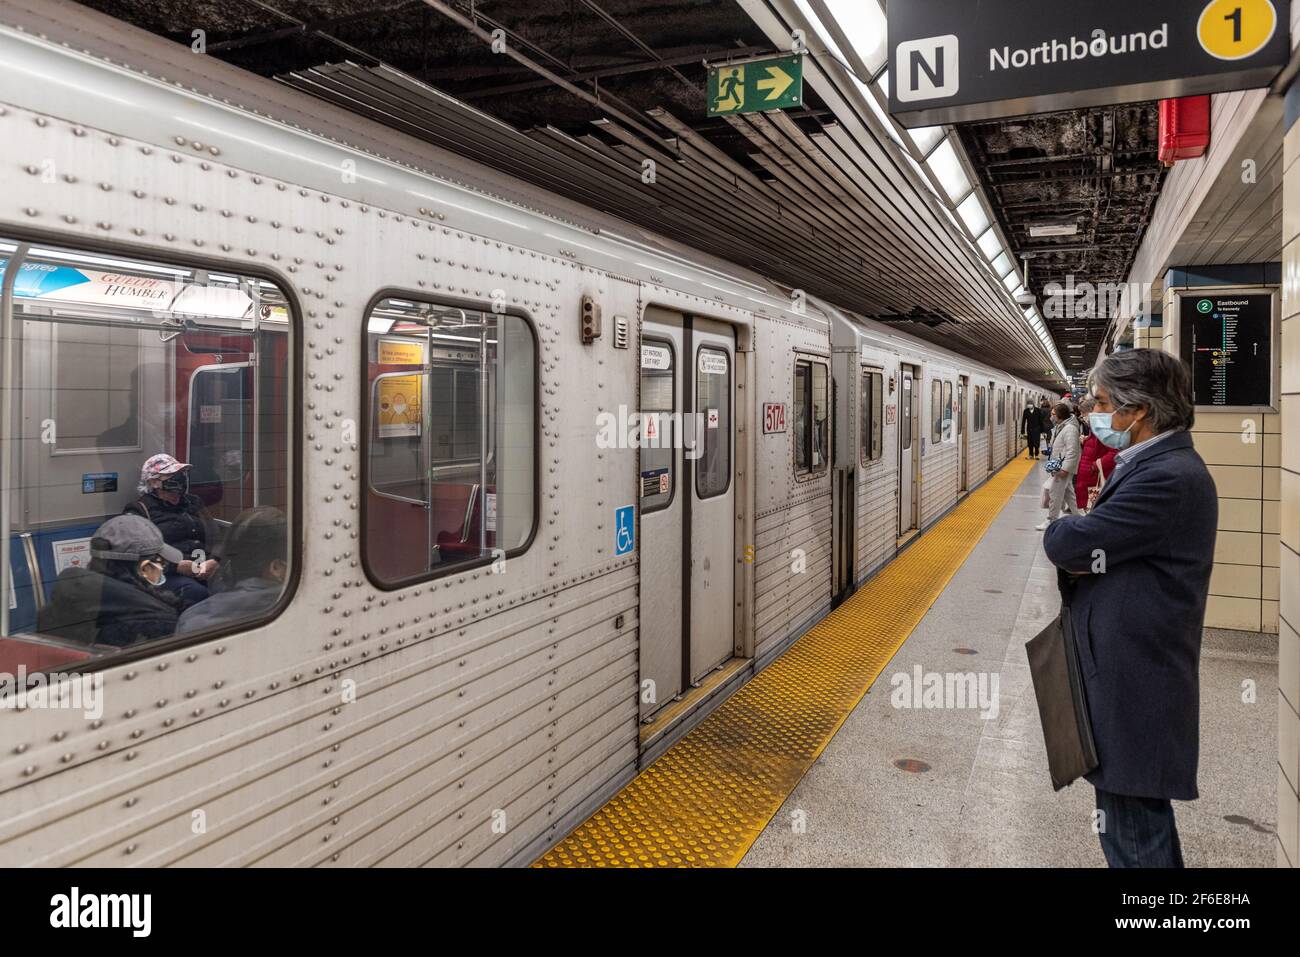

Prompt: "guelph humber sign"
[887,0,1291,126]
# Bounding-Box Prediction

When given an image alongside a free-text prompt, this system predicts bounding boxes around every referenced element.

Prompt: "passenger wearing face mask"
[1035,402,1082,531]
[125,453,220,609]
[1042,350,1216,868]
[38,514,181,647]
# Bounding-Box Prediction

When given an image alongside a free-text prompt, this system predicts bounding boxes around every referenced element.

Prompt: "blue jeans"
[1095,787,1184,868]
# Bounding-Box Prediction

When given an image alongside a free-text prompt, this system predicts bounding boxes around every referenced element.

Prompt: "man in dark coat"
[1043,349,1216,867]
[1037,398,1054,457]
[1020,401,1045,458]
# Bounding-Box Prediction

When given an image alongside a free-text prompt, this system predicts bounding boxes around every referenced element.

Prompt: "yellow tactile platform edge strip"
[534,454,1039,867]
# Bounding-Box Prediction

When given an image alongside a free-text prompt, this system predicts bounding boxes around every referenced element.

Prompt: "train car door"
[958,375,969,492]
[638,308,736,722]
[898,365,919,538]
[987,381,995,472]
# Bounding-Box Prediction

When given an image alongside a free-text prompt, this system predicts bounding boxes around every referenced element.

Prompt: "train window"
[696,347,731,498]
[0,239,295,670]
[975,386,986,432]
[363,297,536,586]
[957,381,966,436]
[640,339,675,513]
[860,370,883,464]
[793,358,828,476]
[942,381,953,442]
[930,379,943,445]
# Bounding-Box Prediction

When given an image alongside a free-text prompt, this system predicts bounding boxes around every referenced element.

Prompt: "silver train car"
[0,10,1050,866]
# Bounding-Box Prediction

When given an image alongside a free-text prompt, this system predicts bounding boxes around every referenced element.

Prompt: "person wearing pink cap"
[125,452,220,608]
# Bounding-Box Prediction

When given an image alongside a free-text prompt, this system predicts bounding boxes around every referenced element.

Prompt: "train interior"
[0,240,293,672]
[363,298,535,586]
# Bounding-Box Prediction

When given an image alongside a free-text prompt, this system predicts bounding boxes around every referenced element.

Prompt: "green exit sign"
[707,54,804,117]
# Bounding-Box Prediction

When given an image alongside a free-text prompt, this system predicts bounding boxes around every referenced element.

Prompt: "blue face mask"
[1088,412,1133,450]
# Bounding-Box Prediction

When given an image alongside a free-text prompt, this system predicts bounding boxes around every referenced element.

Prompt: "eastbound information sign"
[1178,292,1275,409]
[707,55,804,116]
[888,0,1291,126]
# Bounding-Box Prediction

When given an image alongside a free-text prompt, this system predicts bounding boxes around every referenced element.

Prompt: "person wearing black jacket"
[126,453,220,609]
[1021,401,1045,458]
[39,514,181,647]
[1037,399,1055,457]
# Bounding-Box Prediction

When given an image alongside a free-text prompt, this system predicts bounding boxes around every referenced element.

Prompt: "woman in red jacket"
[1075,398,1119,510]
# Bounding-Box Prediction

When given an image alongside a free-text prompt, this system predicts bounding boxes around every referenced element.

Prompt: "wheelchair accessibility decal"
[615,505,635,556]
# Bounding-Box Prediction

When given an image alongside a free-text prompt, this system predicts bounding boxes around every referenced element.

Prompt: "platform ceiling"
[68,0,1100,387]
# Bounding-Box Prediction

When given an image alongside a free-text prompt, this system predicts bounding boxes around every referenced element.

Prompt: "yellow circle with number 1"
[1198,0,1278,60]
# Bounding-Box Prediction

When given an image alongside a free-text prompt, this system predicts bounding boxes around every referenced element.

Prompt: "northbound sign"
[887,0,1291,127]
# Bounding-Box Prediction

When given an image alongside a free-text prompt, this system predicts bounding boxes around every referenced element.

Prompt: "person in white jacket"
[1037,402,1082,530]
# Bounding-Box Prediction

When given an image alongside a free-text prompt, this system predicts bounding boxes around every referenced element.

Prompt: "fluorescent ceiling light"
[908,125,945,156]
[1029,223,1080,238]
[977,229,1003,260]
[958,193,990,237]
[926,137,971,202]
[820,0,888,73]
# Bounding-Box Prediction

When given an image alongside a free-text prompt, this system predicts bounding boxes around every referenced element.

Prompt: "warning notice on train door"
[1179,292,1274,409]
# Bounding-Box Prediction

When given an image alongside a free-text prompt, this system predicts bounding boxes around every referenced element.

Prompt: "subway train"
[0,14,1050,866]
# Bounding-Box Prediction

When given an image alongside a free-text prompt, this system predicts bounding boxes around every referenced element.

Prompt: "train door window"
[860,369,883,464]
[930,379,943,444]
[900,372,913,451]
[793,358,828,476]
[0,239,295,669]
[695,346,731,498]
[640,340,674,512]
[957,381,966,436]
[364,297,536,586]
[942,381,953,442]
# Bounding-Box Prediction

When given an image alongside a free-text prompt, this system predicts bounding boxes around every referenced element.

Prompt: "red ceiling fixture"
[1158,96,1211,166]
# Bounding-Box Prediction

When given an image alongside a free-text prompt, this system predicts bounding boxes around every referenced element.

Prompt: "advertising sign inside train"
[1179,292,1274,409]
[377,375,423,438]
[888,0,1291,126]
[0,258,263,319]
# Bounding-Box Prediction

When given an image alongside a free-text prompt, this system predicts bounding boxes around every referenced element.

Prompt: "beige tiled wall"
[1277,119,1300,866]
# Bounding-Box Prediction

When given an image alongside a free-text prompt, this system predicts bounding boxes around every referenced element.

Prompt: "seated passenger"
[38,514,182,647]
[126,453,220,610]
[175,507,287,635]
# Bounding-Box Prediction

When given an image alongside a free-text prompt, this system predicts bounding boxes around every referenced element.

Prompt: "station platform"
[537,457,1279,868]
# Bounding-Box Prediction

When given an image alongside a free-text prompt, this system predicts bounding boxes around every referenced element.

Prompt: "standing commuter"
[1038,399,1054,458]
[1043,350,1215,867]
[1075,397,1117,511]
[1035,403,1081,530]
[1021,401,1045,459]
